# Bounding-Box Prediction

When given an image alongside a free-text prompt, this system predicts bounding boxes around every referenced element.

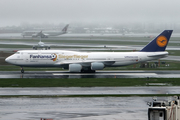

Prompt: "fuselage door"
[17,52,21,59]
[22,52,28,63]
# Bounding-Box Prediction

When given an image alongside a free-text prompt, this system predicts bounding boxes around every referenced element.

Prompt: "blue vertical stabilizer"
[140,30,173,52]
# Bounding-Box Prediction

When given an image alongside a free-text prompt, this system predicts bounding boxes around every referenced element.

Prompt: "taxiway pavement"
[0,97,150,120]
[0,86,179,96]
[0,70,180,78]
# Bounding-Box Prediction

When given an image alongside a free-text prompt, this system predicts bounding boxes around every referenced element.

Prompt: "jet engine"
[69,64,82,72]
[91,63,104,70]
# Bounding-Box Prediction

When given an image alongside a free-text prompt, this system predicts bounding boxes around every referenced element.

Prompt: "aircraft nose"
[5,55,16,64]
[5,57,10,63]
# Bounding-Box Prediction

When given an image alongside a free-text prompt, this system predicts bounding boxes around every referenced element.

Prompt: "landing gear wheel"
[90,70,95,73]
[81,69,85,73]
[21,68,24,73]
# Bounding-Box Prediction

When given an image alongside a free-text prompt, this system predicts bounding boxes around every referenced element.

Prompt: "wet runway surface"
[0,87,180,96]
[0,86,179,119]
[0,97,151,120]
[1,70,180,78]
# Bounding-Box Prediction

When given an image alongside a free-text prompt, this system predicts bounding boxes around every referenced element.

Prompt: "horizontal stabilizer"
[147,52,168,57]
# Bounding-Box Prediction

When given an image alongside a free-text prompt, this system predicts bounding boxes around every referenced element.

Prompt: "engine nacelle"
[69,64,82,72]
[91,63,104,70]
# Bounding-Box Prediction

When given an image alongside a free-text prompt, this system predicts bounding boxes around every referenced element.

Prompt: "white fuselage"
[5,50,168,68]
[22,31,66,37]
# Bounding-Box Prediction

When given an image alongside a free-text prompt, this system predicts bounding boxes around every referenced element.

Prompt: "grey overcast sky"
[0,0,180,27]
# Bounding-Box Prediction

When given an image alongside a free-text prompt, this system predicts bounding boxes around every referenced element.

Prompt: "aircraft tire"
[81,69,95,73]
[89,70,95,73]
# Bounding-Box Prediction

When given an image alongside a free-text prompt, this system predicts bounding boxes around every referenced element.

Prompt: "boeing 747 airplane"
[6,30,173,73]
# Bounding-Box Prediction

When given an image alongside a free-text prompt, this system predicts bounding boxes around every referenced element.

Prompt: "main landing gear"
[21,67,24,73]
[81,69,95,73]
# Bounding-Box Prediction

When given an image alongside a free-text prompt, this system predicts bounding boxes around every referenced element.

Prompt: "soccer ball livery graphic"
[51,54,57,61]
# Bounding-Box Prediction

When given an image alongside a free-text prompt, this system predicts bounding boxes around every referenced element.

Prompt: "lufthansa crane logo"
[51,53,57,61]
[156,36,168,47]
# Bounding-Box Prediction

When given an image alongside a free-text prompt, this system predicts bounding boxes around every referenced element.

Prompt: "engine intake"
[69,64,82,72]
[91,63,104,70]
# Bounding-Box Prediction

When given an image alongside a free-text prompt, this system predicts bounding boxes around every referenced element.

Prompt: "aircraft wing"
[55,60,115,65]
[32,31,43,37]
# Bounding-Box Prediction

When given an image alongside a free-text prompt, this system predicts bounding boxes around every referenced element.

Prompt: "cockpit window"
[15,52,20,54]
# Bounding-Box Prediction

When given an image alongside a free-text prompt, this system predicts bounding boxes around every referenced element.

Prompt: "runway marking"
[53,73,157,76]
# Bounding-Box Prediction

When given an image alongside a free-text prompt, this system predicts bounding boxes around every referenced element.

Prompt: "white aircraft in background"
[32,35,50,50]
[32,31,50,50]
[6,30,173,73]
[22,24,69,38]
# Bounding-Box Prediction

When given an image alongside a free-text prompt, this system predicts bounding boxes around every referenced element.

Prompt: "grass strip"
[0,78,180,87]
